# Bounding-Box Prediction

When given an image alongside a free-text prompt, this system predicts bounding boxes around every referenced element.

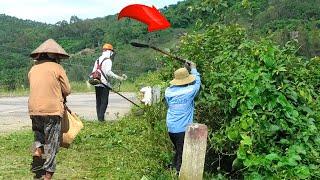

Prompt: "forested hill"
[191,0,320,57]
[0,0,198,90]
[0,0,319,90]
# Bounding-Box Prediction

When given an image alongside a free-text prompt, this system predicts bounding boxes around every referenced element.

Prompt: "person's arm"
[191,68,201,93]
[187,61,201,97]
[104,59,126,80]
[59,66,71,97]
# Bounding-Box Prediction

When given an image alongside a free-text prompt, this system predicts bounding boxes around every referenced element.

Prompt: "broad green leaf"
[280,139,290,145]
[241,134,252,146]
[287,158,298,166]
[296,166,310,179]
[246,99,255,110]
[230,98,237,108]
[309,164,318,170]
[300,106,312,114]
[277,94,288,107]
[240,119,249,130]
[267,98,277,111]
[266,153,279,161]
[227,129,239,141]
[246,172,263,180]
[287,154,301,166]
[269,124,280,132]
[294,145,306,155]
[232,158,242,169]
[237,145,247,159]
[262,54,275,68]
[247,117,254,127]
[292,110,299,118]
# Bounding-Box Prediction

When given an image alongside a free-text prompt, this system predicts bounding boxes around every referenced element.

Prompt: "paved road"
[0,92,136,134]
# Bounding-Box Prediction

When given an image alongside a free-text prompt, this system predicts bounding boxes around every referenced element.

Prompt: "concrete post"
[179,123,208,180]
[151,85,161,104]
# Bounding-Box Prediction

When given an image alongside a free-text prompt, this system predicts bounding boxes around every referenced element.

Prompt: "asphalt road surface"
[0,92,135,134]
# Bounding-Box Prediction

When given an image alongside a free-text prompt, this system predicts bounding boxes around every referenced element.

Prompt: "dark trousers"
[95,86,110,121]
[31,116,61,173]
[169,132,185,172]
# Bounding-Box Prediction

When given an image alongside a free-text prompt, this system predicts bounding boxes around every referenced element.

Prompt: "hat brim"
[30,52,69,59]
[170,75,196,86]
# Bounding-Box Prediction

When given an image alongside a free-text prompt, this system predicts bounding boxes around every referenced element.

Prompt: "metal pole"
[101,83,142,108]
[130,41,189,64]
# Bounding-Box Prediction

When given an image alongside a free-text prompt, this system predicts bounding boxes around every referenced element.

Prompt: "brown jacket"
[28,60,71,117]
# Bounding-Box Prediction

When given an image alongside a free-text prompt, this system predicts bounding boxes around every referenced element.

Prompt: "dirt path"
[0,92,136,134]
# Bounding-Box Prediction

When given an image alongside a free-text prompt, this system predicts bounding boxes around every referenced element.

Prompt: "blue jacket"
[165,68,201,133]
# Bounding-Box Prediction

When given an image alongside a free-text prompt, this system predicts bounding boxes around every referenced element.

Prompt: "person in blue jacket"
[165,61,201,174]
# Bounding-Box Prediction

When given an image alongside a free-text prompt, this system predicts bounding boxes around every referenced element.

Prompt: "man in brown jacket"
[28,39,71,180]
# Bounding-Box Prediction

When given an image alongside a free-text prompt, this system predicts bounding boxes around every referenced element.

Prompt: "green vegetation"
[0,80,138,97]
[153,24,320,179]
[2,0,318,92]
[0,87,29,97]
[185,25,319,178]
[0,0,319,179]
[187,0,320,57]
[0,107,177,179]
[0,1,188,91]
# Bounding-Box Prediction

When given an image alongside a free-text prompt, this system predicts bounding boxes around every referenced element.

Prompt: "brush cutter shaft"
[150,46,187,63]
[112,90,141,108]
[101,83,141,108]
[130,41,188,64]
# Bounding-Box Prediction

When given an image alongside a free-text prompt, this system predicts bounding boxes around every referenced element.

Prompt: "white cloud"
[0,0,182,24]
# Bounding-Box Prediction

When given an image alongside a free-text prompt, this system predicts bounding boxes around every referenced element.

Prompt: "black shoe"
[98,119,106,122]
[31,156,45,173]
[33,169,45,180]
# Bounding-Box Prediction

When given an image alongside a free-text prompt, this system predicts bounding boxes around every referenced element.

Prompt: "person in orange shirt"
[28,39,71,180]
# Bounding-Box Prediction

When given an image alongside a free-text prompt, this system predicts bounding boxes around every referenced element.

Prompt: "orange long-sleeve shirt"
[28,60,71,117]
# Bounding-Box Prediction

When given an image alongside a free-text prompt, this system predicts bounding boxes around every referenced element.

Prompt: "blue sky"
[0,0,182,24]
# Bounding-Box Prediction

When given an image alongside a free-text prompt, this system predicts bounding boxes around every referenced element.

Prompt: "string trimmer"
[101,82,142,109]
[130,41,190,66]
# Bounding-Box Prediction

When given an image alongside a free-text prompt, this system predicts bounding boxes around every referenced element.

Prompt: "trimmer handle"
[150,46,188,64]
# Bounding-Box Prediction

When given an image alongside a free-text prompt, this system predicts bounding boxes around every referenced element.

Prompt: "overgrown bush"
[160,24,320,179]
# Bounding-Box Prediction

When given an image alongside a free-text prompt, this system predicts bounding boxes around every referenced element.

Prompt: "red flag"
[118,4,171,32]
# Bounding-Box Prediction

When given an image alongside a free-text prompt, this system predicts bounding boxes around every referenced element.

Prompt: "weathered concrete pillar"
[151,85,161,104]
[179,123,208,180]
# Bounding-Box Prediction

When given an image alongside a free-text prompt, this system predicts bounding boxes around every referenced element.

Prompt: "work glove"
[118,74,127,81]
[122,74,128,80]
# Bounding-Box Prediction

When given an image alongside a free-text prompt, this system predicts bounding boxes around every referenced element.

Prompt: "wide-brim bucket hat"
[30,39,69,59]
[170,67,195,86]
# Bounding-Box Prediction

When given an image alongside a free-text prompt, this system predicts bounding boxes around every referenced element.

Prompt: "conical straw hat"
[30,39,69,59]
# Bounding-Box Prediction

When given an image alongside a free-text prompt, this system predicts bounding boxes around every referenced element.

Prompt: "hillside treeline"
[0,0,319,90]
